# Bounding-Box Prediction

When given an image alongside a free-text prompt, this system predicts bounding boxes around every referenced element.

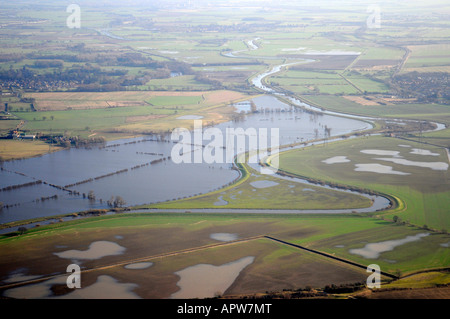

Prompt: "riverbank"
[0,139,64,162]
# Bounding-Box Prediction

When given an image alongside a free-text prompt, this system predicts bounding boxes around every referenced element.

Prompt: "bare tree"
[87,190,95,201]
[113,196,126,208]
[17,226,27,235]
[324,125,331,146]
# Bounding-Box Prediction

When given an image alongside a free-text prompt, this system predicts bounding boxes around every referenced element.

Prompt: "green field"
[8,90,248,138]
[147,162,372,210]
[0,0,449,299]
[277,135,450,230]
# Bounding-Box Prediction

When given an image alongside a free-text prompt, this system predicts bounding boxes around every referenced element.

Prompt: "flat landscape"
[0,0,449,303]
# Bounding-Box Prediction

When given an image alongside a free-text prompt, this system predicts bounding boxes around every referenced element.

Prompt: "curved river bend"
[2,38,442,227]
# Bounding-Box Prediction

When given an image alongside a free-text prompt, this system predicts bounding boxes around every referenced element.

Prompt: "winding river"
[0,37,445,230]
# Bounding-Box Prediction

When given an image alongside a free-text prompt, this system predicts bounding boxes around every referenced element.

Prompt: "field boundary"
[264,236,398,280]
[0,235,265,291]
[0,233,400,293]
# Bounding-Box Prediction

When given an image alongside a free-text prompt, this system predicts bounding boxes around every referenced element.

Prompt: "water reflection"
[0,94,373,225]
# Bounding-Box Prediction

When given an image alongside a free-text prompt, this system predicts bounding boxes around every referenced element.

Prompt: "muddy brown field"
[0,218,374,299]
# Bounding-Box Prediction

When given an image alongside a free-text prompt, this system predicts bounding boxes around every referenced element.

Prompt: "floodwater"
[410,148,440,156]
[349,233,430,259]
[322,156,350,164]
[210,233,238,242]
[176,115,204,120]
[213,195,228,206]
[360,149,402,157]
[2,275,141,299]
[249,180,279,189]
[124,262,153,270]
[374,157,449,171]
[53,241,126,261]
[170,256,254,299]
[354,163,410,175]
[0,94,372,225]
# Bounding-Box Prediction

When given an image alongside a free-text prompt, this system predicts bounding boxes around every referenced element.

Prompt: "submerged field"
[147,161,373,211]
[0,0,449,300]
[1,213,448,299]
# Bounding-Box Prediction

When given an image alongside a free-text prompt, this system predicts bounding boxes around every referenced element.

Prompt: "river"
[1,38,438,227]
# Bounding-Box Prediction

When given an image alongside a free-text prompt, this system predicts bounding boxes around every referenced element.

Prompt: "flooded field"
[322,156,351,164]
[0,95,371,224]
[349,233,430,259]
[249,180,279,189]
[210,233,239,242]
[53,241,126,261]
[170,256,255,299]
[354,163,410,175]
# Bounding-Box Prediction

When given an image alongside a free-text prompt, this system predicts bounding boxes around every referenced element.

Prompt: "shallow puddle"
[176,115,204,120]
[124,262,153,270]
[322,156,350,164]
[375,157,448,171]
[54,241,126,260]
[249,180,279,188]
[349,233,430,259]
[171,256,255,299]
[210,233,238,242]
[2,274,140,299]
[409,148,439,156]
[360,149,401,157]
[354,163,410,175]
[214,195,229,206]
[3,271,42,284]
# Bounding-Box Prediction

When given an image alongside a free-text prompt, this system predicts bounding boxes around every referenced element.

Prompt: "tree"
[107,196,115,207]
[17,226,27,235]
[107,195,126,208]
[392,215,399,223]
[87,190,95,201]
[113,196,126,208]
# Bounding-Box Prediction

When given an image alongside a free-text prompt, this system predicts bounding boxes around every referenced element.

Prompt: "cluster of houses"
[10,131,36,140]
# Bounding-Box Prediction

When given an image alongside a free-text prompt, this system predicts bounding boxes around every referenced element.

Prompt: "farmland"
[1,212,448,299]
[4,90,249,139]
[0,0,449,302]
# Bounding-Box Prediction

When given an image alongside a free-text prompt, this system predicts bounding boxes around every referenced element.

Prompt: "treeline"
[64,168,129,188]
[0,50,193,72]
[0,180,42,192]
[50,135,107,148]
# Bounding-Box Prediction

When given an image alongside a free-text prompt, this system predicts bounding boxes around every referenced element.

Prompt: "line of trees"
[0,180,42,192]
[107,195,126,208]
